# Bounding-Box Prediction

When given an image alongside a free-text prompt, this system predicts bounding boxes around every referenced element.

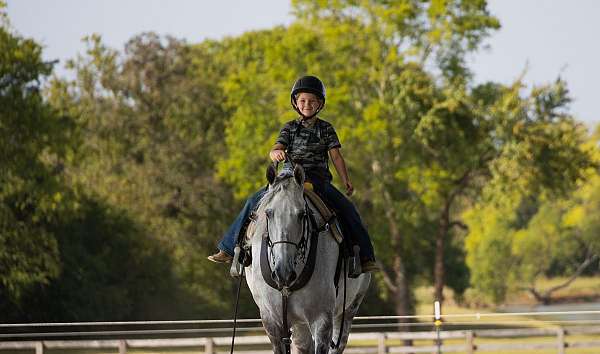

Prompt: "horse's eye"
[297,210,307,219]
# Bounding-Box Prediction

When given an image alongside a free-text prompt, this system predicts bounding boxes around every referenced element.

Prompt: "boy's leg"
[213,187,266,258]
[314,183,376,264]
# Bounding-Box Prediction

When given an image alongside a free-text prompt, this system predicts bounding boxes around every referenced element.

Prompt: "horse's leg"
[262,320,286,354]
[329,277,370,354]
[310,311,334,354]
[328,296,363,353]
[291,323,313,354]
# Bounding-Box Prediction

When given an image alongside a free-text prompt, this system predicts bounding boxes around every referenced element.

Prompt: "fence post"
[557,327,565,354]
[118,340,127,354]
[35,342,43,354]
[377,332,388,354]
[204,338,215,354]
[465,330,475,354]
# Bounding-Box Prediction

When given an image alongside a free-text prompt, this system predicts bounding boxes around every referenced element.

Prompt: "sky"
[6,0,600,126]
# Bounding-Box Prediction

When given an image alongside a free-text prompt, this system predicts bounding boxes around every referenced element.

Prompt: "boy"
[208,75,377,272]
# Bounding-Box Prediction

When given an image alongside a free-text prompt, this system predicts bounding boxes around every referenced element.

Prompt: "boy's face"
[296,92,322,117]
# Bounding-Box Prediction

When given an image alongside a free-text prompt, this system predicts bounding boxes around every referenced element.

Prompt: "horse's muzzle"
[271,265,297,288]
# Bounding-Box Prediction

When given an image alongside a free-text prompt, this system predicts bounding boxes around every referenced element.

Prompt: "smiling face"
[295,92,323,118]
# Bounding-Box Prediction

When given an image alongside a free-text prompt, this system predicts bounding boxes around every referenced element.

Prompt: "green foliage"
[291,0,500,78]
[0,22,77,301]
[1,0,596,320]
[464,100,597,303]
[46,32,242,318]
[0,199,181,321]
[208,0,592,310]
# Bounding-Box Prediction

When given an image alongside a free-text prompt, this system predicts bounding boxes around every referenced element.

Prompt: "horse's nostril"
[271,271,278,282]
[289,271,297,283]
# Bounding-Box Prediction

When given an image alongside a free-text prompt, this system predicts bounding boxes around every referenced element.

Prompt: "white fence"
[2,311,600,354]
[2,327,600,354]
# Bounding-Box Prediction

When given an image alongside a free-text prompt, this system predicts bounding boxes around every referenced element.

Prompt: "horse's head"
[259,163,307,288]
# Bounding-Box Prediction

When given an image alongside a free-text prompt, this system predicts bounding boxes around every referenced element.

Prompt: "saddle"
[302,182,343,244]
[230,182,361,280]
[301,183,362,281]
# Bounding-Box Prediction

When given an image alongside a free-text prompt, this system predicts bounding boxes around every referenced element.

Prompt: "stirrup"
[348,245,362,278]
[230,246,244,278]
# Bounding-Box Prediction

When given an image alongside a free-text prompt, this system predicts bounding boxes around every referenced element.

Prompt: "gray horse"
[243,164,371,354]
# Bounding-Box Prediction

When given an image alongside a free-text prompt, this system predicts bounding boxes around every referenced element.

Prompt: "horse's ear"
[266,164,276,185]
[293,164,305,186]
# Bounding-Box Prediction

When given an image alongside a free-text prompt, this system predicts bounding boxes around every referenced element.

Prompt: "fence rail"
[2,310,600,327]
[3,311,600,353]
[1,326,600,354]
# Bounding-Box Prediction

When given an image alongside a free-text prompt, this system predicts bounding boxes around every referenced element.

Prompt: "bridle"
[259,157,335,354]
[264,199,311,268]
[259,181,322,354]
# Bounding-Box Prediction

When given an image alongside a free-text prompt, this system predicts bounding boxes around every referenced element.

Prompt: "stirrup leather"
[347,245,362,278]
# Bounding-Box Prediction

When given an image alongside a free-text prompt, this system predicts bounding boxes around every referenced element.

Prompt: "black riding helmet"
[290,75,326,118]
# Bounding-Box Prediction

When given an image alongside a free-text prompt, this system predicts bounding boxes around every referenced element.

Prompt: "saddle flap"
[303,186,343,244]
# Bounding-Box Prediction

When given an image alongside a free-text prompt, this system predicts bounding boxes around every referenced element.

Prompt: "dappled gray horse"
[243,164,371,354]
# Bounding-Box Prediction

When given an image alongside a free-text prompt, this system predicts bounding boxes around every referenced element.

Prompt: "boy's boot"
[207,250,233,263]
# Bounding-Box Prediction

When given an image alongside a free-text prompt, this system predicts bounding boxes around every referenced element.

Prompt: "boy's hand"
[270,149,286,162]
[345,180,354,196]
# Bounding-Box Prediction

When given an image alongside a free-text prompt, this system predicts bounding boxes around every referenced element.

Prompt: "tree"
[215,0,501,320]
[46,32,246,318]
[4,0,590,321]
[0,199,181,321]
[465,128,599,304]
[0,7,77,302]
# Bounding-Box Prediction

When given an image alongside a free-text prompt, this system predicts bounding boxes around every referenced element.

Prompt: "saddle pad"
[303,185,343,244]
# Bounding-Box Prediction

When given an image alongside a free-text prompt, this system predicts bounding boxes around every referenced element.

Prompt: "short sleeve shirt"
[275,118,341,183]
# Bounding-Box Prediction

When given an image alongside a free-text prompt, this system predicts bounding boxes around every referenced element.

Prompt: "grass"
[345,333,600,354]
[338,277,600,353]
[412,276,600,314]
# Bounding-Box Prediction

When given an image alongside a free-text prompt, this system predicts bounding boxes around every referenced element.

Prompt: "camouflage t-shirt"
[275,118,341,183]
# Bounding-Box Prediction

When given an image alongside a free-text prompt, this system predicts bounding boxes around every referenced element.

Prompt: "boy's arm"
[329,148,354,196]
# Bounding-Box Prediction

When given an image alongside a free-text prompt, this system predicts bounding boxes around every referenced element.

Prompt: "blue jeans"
[217,182,375,262]
[217,187,267,256]
[311,181,376,262]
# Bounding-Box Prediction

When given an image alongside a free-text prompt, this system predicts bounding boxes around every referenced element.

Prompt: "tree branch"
[520,253,599,304]
[542,254,599,298]
[449,220,468,231]
[377,260,398,293]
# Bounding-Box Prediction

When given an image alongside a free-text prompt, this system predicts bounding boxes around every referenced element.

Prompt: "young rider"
[208,75,378,273]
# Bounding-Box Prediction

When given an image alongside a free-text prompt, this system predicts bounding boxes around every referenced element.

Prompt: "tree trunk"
[381,189,413,343]
[434,201,451,303]
[393,254,411,324]
[392,254,413,347]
